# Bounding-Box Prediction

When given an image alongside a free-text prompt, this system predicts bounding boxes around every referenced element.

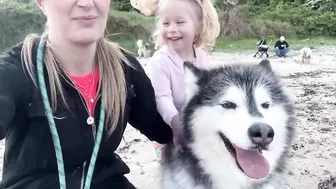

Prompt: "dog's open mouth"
[218,132,270,179]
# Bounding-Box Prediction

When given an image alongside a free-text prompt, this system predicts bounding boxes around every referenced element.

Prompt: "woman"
[0,0,172,188]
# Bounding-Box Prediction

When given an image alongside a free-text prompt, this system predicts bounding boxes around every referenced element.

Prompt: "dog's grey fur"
[318,176,336,189]
[162,60,296,189]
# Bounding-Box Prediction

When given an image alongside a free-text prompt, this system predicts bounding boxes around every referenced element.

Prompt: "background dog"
[299,47,313,64]
[162,60,296,189]
[136,39,151,58]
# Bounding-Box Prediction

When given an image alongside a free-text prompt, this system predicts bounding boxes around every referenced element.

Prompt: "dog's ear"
[184,61,201,102]
[258,59,272,72]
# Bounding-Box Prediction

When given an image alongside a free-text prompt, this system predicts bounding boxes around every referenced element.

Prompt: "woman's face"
[36,0,110,45]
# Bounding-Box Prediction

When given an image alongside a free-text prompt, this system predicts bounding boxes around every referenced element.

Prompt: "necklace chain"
[66,64,96,92]
[65,67,97,110]
[55,56,97,114]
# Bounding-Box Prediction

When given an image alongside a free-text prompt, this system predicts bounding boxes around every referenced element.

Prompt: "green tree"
[112,0,133,11]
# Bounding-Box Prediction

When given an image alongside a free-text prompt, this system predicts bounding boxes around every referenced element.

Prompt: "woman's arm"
[0,52,26,135]
[126,55,173,144]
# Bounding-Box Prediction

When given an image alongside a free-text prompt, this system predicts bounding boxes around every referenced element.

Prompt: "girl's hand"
[171,114,184,152]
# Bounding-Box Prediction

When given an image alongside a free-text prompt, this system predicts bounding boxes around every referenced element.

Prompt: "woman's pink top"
[68,66,99,116]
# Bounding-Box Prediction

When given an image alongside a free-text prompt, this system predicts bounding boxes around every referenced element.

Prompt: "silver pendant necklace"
[87,116,95,125]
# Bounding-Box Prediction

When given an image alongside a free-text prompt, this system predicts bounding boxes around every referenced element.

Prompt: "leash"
[36,32,106,189]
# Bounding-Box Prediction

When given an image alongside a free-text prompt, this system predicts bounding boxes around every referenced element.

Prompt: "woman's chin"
[69,32,103,46]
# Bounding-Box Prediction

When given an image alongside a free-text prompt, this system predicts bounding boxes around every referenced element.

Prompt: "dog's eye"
[261,102,270,109]
[221,101,237,109]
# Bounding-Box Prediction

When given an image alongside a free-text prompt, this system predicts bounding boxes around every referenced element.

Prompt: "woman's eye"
[261,102,270,109]
[221,101,237,109]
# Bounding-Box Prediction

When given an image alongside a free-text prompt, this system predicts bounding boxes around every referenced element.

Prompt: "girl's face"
[35,0,110,45]
[159,1,199,54]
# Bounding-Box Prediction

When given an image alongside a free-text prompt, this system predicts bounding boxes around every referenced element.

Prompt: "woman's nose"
[77,0,95,8]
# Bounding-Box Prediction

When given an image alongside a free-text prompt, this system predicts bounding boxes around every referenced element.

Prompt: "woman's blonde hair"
[151,0,220,52]
[21,27,130,134]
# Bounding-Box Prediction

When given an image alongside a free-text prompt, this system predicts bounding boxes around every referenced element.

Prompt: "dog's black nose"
[248,123,274,146]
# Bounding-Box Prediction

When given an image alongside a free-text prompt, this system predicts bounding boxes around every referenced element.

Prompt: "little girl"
[148,0,220,163]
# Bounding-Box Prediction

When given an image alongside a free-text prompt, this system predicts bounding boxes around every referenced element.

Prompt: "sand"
[1,46,336,188]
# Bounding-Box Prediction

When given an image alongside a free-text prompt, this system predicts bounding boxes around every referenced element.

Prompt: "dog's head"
[301,47,312,58]
[182,60,295,180]
[144,43,150,50]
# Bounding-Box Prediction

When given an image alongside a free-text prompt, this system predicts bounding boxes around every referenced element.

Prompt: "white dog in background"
[298,47,313,64]
[136,40,151,58]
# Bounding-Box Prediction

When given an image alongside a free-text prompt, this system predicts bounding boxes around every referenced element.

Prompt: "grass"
[214,36,336,53]
[110,11,336,53]
[111,11,336,54]
[112,35,336,55]
[109,35,143,54]
[105,11,155,53]
[1,6,335,54]
[112,10,155,27]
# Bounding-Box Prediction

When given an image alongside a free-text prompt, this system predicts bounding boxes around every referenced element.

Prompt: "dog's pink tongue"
[235,146,270,179]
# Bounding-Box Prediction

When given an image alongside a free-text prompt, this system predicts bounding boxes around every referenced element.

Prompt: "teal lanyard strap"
[36,32,105,189]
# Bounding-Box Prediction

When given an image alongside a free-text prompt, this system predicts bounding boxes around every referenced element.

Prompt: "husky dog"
[299,47,312,64]
[318,175,336,189]
[136,39,151,58]
[162,60,296,189]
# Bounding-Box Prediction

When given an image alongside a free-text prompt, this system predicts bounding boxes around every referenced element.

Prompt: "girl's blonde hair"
[21,27,131,135]
[151,0,220,53]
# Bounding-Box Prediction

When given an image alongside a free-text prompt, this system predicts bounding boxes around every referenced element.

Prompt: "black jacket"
[274,40,289,50]
[0,40,173,189]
